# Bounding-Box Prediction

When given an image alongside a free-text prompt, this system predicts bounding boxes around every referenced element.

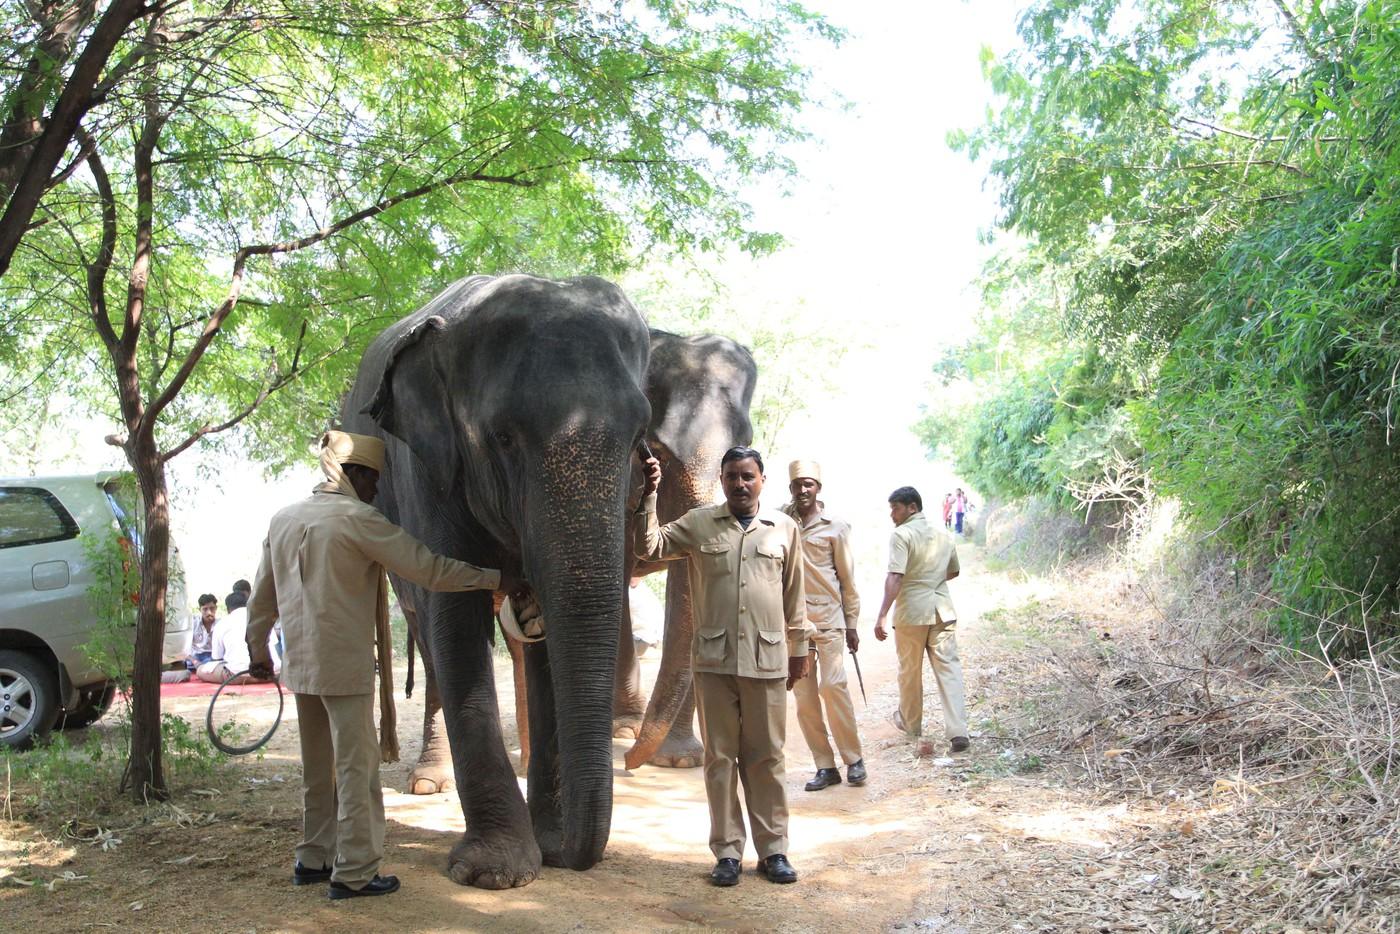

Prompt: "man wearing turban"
[246,430,510,899]
[781,460,866,792]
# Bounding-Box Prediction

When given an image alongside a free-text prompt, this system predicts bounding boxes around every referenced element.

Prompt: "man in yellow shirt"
[636,446,812,886]
[873,486,969,754]
[782,460,865,791]
[247,430,509,899]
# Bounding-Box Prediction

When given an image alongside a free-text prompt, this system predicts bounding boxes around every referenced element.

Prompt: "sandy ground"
[1,546,1189,932]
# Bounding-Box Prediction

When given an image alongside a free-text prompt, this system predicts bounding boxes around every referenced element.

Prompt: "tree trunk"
[123,432,170,801]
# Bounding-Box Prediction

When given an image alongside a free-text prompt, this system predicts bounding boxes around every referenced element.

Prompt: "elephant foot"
[448,832,542,889]
[649,732,704,769]
[612,715,642,739]
[408,761,455,795]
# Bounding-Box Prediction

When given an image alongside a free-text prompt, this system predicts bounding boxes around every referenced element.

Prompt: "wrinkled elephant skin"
[343,274,650,886]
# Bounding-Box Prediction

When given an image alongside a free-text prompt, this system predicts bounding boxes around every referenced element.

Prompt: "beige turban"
[788,459,822,483]
[319,430,386,500]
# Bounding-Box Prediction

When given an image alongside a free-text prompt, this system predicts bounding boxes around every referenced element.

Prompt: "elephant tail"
[405,624,416,699]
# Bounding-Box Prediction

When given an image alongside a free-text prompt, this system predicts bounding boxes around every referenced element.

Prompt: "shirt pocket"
[699,542,733,576]
[755,628,786,671]
[694,627,729,667]
[752,543,785,583]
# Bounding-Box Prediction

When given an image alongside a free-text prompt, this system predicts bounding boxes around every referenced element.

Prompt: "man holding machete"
[781,460,867,792]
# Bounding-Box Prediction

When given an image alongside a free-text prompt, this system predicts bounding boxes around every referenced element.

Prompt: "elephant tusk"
[499,595,546,644]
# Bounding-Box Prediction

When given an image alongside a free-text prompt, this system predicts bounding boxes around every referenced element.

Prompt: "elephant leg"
[648,679,703,768]
[409,662,456,794]
[394,592,455,795]
[429,591,541,889]
[523,640,565,867]
[612,576,645,738]
[506,632,530,774]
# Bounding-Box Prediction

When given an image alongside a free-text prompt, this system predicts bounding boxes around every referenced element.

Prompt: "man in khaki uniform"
[636,446,813,887]
[873,486,969,754]
[781,460,866,791]
[246,430,507,899]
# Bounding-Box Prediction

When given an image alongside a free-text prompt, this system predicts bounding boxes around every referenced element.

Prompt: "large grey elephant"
[613,330,758,769]
[398,329,758,786]
[342,274,651,888]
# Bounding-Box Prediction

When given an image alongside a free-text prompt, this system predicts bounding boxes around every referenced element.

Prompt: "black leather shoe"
[710,858,741,887]
[292,862,332,885]
[328,874,401,899]
[804,767,842,791]
[846,759,867,786]
[756,854,798,884]
[950,736,971,753]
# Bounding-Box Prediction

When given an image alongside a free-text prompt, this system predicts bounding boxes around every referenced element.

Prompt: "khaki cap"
[320,430,386,472]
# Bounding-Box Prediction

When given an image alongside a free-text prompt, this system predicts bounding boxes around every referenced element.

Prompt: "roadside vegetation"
[925,0,1400,648]
[916,4,1400,924]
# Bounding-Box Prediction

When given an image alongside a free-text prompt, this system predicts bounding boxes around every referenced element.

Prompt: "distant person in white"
[196,590,279,683]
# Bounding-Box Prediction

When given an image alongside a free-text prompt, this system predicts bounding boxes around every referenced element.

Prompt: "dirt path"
[1,547,1232,932]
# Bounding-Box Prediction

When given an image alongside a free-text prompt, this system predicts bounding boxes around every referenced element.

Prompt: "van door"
[0,487,85,657]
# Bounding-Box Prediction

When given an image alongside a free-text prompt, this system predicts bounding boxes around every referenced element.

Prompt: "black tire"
[58,682,118,730]
[0,650,60,749]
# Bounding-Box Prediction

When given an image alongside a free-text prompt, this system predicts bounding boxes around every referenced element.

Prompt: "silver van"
[0,472,190,747]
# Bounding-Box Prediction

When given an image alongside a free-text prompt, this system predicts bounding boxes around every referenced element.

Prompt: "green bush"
[1145,185,1400,645]
[921,348,1137,508]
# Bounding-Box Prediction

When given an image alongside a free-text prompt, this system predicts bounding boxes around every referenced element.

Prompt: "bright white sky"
[18,0,1026,605]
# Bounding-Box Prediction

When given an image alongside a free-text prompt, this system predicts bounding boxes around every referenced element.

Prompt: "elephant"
[398,329,758,787]
[612,330,758,770]
[342,273,651,888]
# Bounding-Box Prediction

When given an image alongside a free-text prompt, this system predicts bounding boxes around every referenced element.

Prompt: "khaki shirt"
[887,512,959,627]
[246,489,500,695]
[781,502,860,630]
[635,494,812,678]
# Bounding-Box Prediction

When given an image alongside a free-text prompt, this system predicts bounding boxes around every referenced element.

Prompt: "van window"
[0,487,81,549]
[102,478,142,552]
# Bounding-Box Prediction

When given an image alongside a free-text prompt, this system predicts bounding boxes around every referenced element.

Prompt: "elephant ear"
[361,313,449,448]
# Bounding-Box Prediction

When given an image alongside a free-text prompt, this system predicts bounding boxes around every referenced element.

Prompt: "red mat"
[155,679,281,698]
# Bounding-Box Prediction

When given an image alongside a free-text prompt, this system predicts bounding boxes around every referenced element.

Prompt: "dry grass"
[969,537,1400,932]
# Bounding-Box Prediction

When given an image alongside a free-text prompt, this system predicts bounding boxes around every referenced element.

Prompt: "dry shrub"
[978,520,1400,928]
[981,495,1119,575]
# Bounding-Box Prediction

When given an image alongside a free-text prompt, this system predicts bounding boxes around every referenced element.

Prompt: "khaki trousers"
[294,692,385,888]
[792,628,862,768]
[893,622,968,740]
[693,671,790,861]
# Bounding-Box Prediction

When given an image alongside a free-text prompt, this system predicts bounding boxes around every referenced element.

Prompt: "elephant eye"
[494,431,513,448]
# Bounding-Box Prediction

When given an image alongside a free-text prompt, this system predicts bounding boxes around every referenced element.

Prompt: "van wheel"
[0,650,59,749]
[59,682,118,730]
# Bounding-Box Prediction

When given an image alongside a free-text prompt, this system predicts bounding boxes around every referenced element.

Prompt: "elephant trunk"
[541,588,619,869]
[531,466,629,870]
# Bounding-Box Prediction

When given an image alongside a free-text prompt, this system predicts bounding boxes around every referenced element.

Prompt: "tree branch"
[145,164,542,423]
[1176,115,1345,145]
[0,0,157,279]
[0,0,97,194]
[1065,154,1308,178]
[1270,0,1325,65]
[77,125,120,352]
[160,320,326,462]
